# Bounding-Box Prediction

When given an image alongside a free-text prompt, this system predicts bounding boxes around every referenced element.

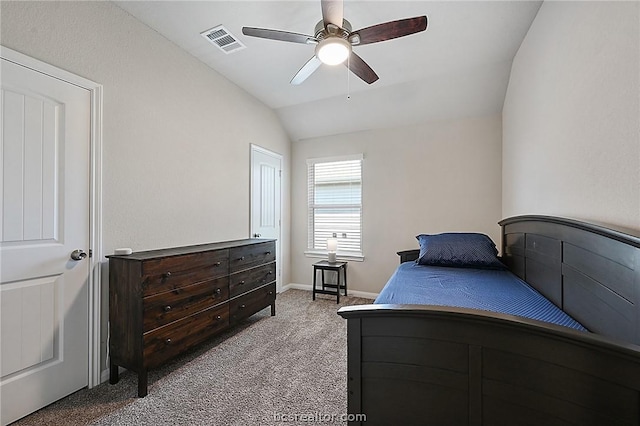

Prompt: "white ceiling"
[114,1,543,141]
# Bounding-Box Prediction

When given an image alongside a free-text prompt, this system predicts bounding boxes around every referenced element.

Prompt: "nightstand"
[312,260,348,304]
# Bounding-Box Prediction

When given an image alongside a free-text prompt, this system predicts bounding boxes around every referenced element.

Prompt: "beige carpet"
[13,289,372,426]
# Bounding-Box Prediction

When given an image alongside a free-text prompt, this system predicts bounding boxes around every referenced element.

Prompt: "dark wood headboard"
[500,215,640,345]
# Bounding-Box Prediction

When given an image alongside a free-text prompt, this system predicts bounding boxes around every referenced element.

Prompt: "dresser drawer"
[143,303,229,368]
[229,242,275,273]
[142,251,228,297]
[230,282,276,325]
[143,277,229,332]
[229,262,276,298]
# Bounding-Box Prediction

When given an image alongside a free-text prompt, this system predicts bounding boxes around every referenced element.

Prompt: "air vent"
[201,25,246,54]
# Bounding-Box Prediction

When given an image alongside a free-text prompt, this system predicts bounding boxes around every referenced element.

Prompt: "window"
[306,154,363,259]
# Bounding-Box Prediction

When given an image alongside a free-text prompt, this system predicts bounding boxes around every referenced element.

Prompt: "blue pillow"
[416,233,504,269]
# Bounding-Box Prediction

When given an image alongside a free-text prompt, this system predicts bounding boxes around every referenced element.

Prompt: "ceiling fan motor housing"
[314,19,352,41]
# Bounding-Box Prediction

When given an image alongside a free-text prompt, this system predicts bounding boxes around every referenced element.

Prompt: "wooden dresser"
[108,239,276,397]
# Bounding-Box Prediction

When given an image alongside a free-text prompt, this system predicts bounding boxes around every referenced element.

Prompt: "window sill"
[304,251,364,262]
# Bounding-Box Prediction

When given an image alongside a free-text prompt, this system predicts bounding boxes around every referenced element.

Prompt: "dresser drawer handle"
[240,304,246,309]
[265,251,272,255]
[216,315,222,321]
[162,272,172,281]
[214,288,222,295]
[267,270,273,275]
[239,280,245,285]
[238,256,245,261]
[268,291,274,295]
[214,261,221,267]
[165,338,172,345]
[163,305,172,312]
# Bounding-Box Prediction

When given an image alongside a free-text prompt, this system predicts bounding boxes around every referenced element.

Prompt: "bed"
[337,215,640,425]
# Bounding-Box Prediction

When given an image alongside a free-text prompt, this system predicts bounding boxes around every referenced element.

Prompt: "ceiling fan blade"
[321,0,344,28]
[352,16,427,46]
[346,52,379,84]
[242,27,316,44]
[290,56,323,85]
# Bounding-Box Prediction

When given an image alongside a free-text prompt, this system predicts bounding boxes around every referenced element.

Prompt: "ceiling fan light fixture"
[315,37,351,65]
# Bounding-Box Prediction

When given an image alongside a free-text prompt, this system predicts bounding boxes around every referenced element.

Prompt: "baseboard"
[101,368,109,384]
[281,283,378,301]
[343,289,378,300]
[100,366,126,384]
[280,283,311,292]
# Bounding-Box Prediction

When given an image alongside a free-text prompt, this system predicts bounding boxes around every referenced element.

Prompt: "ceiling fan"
[242,0,427,85]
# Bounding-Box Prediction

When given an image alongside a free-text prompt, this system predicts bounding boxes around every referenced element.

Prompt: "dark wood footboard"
[337,304,640,426]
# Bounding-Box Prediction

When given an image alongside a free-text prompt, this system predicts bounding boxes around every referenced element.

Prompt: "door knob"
[70,249,87,261]
[253,233,262,238]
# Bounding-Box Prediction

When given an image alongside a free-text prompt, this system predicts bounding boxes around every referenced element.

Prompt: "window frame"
[304,154,364,262]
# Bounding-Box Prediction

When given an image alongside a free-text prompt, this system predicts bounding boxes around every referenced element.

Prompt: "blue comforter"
[375,262,586,331]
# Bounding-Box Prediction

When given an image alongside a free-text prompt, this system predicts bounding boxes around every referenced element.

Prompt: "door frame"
[1,46,104,388]
[250,144,283,292]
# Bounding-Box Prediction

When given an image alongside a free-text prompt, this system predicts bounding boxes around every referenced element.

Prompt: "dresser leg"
[271,302,276,316]
[138,370,148,397]
[109,362,119,384]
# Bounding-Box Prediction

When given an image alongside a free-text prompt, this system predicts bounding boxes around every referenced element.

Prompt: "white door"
[0,56,91,425]
[250,145,282,292]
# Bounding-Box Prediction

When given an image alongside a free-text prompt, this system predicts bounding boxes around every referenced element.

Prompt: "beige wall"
[503,1,640,229]
[291,115,502,295]
[1,1,291,370]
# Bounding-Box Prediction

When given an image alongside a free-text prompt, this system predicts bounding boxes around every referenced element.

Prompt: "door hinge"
[89,249,93,258]
[279,169,282,177]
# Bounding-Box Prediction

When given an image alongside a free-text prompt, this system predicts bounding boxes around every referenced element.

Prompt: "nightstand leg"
[336,271,341,304]
[312,267,317,300]
[343,265,348,296]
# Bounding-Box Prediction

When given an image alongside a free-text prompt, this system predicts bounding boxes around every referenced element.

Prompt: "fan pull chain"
[347,54,351,100]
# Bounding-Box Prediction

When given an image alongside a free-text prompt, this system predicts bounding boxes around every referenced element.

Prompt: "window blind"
[307,155,363,256]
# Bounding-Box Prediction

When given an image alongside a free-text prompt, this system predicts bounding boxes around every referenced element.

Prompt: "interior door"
[250,145,282,292]
[0,56,91,425]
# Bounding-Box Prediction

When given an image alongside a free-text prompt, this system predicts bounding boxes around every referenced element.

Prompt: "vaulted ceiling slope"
[114,1,542,141]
